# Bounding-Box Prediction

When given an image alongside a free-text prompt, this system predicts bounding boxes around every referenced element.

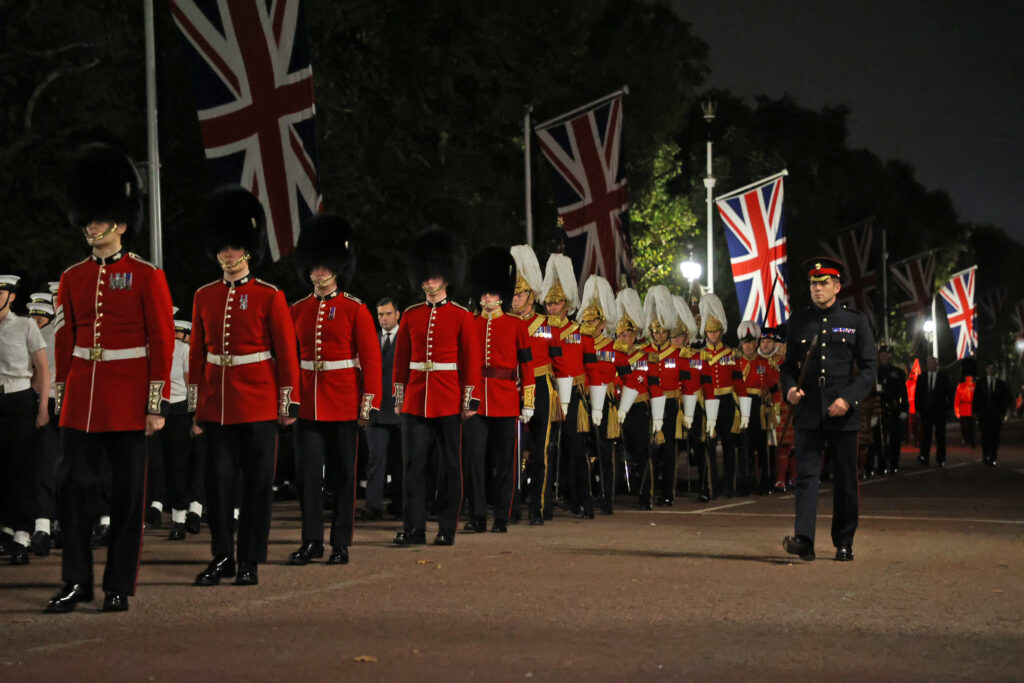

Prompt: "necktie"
[382,331,392,356]
[930,373,934,391]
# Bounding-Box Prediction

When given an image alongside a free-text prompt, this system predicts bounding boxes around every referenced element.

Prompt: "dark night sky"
[670,0,1024,243]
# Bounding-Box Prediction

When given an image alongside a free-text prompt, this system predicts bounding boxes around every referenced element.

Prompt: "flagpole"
[882,227,889,343]
[931,295,939,359]
[524,104,534,247]
[144,0,163,267]
[703,101,716,293]
[533,85,629,131]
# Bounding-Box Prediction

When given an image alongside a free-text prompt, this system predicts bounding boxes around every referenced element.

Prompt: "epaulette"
[450,301,470,312]
[343,292,363,304]
[403,301,426,314]
[62,257,90,275]
[128,252,158,270]
[292,293,314,307]
[196,280,221,293]
[254,278,279,291]
[559,322,580,340]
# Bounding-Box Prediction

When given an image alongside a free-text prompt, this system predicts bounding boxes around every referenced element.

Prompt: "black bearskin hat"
[961,357,978,378]
[407,226,465,292]
[469,245,516,310]
[295,213,356,290]
[66,143,143,240]
[201,186,267,265]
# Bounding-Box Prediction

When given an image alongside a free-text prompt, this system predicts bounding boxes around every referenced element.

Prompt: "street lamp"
[701,99,717,294]
[679,255,702,283]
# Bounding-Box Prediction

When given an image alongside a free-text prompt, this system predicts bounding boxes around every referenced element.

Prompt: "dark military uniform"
[780,292,875,557]
[876,360,908,473]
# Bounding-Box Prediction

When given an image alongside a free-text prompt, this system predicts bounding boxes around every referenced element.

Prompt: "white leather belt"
[207,351,272,367]
[0,378,32,393]
[300,358,358,371]
[73,345,148,362]
[409,361,458,371]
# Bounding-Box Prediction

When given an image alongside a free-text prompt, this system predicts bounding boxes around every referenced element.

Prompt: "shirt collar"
[814,300,841,316]
[223,274,253,287]
[92,248,126,265]
[426,297,449,309]
[481,308,503,320]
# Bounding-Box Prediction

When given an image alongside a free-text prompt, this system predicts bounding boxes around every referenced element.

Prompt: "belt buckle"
[89,347,103,361]
[221,354,234,367]
[313,361,325,372]
[422,360,434,371]
[818,376,826,388]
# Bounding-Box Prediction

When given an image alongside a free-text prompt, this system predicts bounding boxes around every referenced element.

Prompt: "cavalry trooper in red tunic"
[671,295,702,495]
[462,246,535,534]
[541,254,595,519]
[509,245,559,525]
[189,187,300,588]
[578,275,619,514]
[643,285,683,506]
[392,228,481,547]
[736,320,781,495]
[288,214,381,566]
[611,288,660,509]
[697,293,748,501]
[47,144,175,613]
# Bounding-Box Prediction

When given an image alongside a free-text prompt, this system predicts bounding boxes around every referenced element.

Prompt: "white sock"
[233,508,240,520]
[150,501,164,512]
[35,518,51,534]
[171,509,186,524]
[100,515,111,526]
[189,501,203,516]
[13,530,30,547]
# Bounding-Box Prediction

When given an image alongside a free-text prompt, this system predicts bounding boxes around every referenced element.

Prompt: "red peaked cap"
[802,256,845,282]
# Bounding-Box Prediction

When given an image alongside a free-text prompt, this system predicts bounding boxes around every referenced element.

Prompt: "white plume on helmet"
[509,244,544,298]
[577,274,619,328]
[699,292,728,335]
[540,253,580,314]
[643,285,677,333]
[672,295,698,338]
[615,287,646,338]
[737,320,762,342]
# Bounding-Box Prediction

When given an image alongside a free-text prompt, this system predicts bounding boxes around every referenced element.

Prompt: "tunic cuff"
[54,382,65,415]
[279,387,299,418]
[148,381,169,416]
[187,384,198,413]
[522,384,536,410]
[360,393,375,421]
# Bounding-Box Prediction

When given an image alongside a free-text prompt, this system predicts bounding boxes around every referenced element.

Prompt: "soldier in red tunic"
[392,228,481,546]
[46,144,174,613]
[541,254,594,519]
[462,247,535,533]
[190,187,300,588]
[509,245,559,525]
[671,295,702,497]
[288,214,381,566]
[643,285,683,505]
[736,321,781,495]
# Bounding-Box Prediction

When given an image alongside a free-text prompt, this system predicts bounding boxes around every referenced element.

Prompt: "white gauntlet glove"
[617,386,639,424]
[520,407,534,423]
[738,396,752,430]
[589,384,607,427]
[704,398,721,437]
[682,393,697,430]
[650,395,666,435]
[555,377,573,419]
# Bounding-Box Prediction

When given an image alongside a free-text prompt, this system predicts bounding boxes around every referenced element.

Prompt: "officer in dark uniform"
[875,344,908,474]
[780,257,875,562]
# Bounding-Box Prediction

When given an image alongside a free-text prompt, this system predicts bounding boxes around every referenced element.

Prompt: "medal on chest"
[109,273,133,290]
[239,294,249,310]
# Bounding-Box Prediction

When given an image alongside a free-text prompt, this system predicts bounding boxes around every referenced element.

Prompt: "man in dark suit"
[915,356,955,467]
[362,297,402,520]
[972,361,1013,466]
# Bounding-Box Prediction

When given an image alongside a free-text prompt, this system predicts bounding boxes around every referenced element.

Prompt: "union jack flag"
[938,266,978,360]
[715,173,789,327]
[535,94,631,292]
[890,249,936,324]
[170,0,322,261]
[821,219,877,325]
[1011,299,1024,334]
[977,287,1006,330]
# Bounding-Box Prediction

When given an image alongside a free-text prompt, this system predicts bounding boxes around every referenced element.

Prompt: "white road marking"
[702,511,1024,525]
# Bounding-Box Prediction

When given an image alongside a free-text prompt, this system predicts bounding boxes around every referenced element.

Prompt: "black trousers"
[652,398,680,502]
[738,397,770,492]
[919,413,947,464]
[364,421,402,513]
[188,431,207,508]
[551,387,592,515]
[59,428,147,594]
[622,401,652,505]
[1,389,38,533]
[689,403,717,497]
[525,377,554,518]
[959,416,975,448]
[793,429,858,548]
[710,395,739,494]
[464,414,519,523]
[979,417,1003,462]
[295,419,357,548]
[155,402,192,511]
[402,413,462,533]
[204,421,277,563]
[32,398,60,521]
[589,423,616,512]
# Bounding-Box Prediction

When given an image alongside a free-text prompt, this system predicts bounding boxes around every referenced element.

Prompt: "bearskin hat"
[407,226,466,292]
[470,245,516,309]
[295,213,356,290]
[201,186,267,265]
[66,143,143,241]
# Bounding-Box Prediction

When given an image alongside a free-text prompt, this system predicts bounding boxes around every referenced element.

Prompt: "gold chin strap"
[85,222,120,243]
[615,314,637,337]
[544,279,567,304]
[479,298,502,310]
[421,281,447,295]
[311,272,337,288]
[218,252,251,271]
[704,315,724,333]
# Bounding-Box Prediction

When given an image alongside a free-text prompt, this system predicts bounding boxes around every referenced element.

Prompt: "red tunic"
[189,275,300,425]
[54,250,174,432]
[612,343,652,397]
[290,290,382,422]
[471,310,535,417]
[954,378,974,418]
[548,316,589,383]
[739,354,780,426]
[648,342,682,395]
[392,298,481,418]
[699,343,747,400]
[678,347,703,396]
[515,311,558,381]
[584,335,618,387]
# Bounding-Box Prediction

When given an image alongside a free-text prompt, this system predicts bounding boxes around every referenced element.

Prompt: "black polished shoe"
[637,500,653,511]
[168,523,186,541]
[490,519,508,533]
[185,511,202,535]
[30,531,52,556]
[145,506,163,529]
[45,583,94,613]
[288,540,325,565]
[937,460,946,468]
[697,493,710,503]
[528,513,544,526]
[101,592,129,612]
[327,546,349,565]
[598,505,614,515]
[916,454,929,467]
[508,513,521,525]
[835,545,854,562]
[195,556,236,586]
[782,535,815,562]
[355,506,383,521]
[91,523,110,548]
[462,518,486,533]
[235,561,258,586]
[10,544,30,565]
[0,533,12,556]
[393,528,426,545]
[577,509,595,519]
[433,531,455,546]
